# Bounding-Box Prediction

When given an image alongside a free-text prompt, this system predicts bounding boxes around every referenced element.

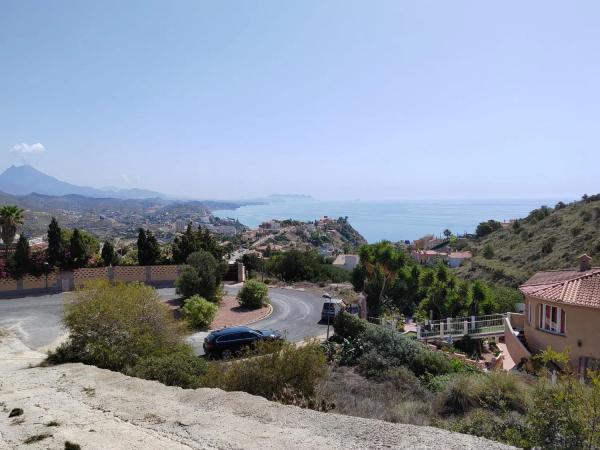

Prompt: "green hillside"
[454,194,600,286]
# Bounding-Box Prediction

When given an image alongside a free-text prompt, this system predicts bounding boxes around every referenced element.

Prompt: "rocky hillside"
[455,195,600,286]
[246,217,367,254]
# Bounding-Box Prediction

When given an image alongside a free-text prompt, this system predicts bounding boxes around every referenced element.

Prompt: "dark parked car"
[203,326,283,358]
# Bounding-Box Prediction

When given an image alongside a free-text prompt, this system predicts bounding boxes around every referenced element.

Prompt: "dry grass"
[316,366,435,426]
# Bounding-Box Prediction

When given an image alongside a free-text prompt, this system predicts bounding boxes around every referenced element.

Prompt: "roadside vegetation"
[180,295,218,330]
[352,241,523,320]
[45,282,600,449]
[261,249,350,283]
[46,281,208,388]
[175,250,227,302]
[237,279,270,309]
[321,312,600,449]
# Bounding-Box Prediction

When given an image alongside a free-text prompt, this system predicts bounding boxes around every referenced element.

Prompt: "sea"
[213,197,566,243]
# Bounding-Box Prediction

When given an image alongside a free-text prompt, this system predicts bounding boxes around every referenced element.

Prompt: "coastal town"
[2,2,600,449]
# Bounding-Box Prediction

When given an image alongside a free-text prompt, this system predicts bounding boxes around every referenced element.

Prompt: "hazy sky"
[1,1,599,200]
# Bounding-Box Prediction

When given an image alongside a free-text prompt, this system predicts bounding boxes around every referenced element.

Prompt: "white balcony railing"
[417,313,507,340]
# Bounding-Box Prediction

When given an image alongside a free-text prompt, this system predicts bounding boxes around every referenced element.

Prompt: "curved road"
[0,286,328,353]
[225,285,328,342]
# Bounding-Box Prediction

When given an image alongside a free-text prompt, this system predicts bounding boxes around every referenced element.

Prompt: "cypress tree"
[101,241,116,266]
[144,230,161,265]
[11,234,30,278]
[137,228,147,265]
[69,228,86,268]
[47,217,62,267]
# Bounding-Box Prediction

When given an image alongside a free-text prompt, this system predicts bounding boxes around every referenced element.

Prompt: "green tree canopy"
[358,242,406,317]
[0,205,25,258]
[47,217,63,267]
[101,241,117,266]
[63,228,99,268]
[175,250,227,301]
[137,228,161,265]
[172,224,224,264]
[69,228,87,268]
[10,234,30,278]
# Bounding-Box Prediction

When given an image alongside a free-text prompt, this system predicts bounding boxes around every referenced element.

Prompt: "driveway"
[0,286,328,354]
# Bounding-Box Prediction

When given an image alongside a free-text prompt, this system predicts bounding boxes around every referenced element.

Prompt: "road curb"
[245,303,273,326]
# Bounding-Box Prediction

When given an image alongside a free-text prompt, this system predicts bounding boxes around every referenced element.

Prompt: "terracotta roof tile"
[520,268,600,309]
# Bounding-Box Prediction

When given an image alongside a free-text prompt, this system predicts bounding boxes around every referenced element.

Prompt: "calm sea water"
[213,198,563,243]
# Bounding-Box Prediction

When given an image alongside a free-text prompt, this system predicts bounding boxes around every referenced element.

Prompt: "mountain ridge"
[0,164,166,199]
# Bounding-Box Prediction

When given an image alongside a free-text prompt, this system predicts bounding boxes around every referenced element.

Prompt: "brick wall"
[0,263,245,298]
[149,265,179,283]
[22,273,58,290]
[0,278,18,293]
[113,266,147,283]
[73,268,109,289]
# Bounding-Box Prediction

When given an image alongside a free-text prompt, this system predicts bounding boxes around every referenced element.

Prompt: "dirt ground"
[211,295,271,329]
[0,334,515,450]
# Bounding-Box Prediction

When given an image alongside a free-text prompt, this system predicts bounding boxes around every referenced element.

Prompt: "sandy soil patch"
[211,295,271,329]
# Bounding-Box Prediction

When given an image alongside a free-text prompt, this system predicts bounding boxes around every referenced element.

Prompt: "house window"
[528,301,532,323]
[538,303,566,335]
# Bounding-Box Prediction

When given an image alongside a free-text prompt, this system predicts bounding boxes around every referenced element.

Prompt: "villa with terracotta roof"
[516,254,600,374]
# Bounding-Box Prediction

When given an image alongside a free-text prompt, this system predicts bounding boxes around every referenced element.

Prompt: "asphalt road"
[0,285,328,353]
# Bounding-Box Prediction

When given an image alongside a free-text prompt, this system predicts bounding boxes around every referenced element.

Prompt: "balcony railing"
[417,313,507,341]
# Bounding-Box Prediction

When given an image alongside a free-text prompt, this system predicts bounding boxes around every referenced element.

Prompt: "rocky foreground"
[0,335,514,450]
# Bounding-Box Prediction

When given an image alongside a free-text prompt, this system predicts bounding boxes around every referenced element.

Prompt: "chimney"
[579,254,593,272]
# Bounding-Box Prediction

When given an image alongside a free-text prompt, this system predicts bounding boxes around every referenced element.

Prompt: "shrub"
[360,324,421,369]
[47,281,186,371]
[410,349,453,377]
[527,373,600,450]
[482,244,495,259]
[316,366,434,426]
[333,312,367,340]
[478,371,529,413]
[175,250,227,302]
[446,409,530,449]
[334,314,457,377]
[358,351,392,379]
[237,280,269,309]
[201,340,327,399]
[541,237,556,255]
[476,220,502,237]
[181,295,217,330]
[436,373,484,415]
[436,372,530,416]
[129,349,208,389]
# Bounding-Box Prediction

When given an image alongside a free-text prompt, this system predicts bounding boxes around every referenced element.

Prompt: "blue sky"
[1,1,598,200]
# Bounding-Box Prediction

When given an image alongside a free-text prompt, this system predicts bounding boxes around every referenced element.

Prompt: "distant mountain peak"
[0,165,166,200]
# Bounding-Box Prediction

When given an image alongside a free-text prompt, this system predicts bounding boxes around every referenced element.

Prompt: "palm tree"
[0,205,25,258]
[359,242,405,317]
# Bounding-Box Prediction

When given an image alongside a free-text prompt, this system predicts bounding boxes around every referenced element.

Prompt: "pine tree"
[47,217,62,267]
[69,228,86,268]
